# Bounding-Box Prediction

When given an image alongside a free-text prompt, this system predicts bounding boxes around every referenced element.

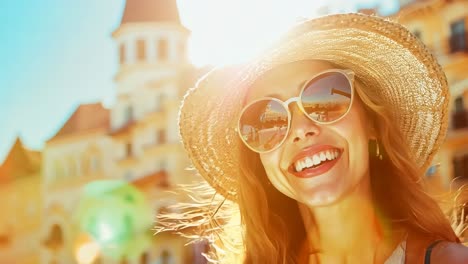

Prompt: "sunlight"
[177,0,329,66]
[75,233,101,264]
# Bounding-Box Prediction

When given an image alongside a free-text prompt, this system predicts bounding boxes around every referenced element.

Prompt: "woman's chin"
[297,190,343,207]
[292,179,348,207]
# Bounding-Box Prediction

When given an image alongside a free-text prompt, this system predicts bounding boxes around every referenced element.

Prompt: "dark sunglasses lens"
[239,100,289,152]
[301,72,352,123]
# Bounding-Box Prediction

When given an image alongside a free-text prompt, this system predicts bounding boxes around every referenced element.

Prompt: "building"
[395,0,468,239]
[40,0,206,263]
[0,137,42,263]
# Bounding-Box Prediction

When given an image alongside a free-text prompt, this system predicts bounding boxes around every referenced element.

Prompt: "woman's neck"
[299,177,404,263]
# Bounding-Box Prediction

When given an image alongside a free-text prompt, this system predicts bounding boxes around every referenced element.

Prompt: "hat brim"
[179,13,449,201]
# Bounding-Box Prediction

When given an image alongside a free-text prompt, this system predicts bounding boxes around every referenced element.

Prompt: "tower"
[109,0,193,187]
[111,0,189,131]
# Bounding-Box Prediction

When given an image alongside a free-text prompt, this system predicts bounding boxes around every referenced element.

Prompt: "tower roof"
[0,137,41,181]
[120,0,181,25]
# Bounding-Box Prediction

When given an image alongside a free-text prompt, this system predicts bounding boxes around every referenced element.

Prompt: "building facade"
[39,0,205,263]
[0,137,42,263]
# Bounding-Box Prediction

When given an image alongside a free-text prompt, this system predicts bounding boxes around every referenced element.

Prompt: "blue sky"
[0,0,398,162]
[0,1,125,160]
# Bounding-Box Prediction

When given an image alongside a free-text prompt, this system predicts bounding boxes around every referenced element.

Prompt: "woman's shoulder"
[431,242,468,264]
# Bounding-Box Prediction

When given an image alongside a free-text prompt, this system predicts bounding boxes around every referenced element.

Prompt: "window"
[452,96,468,129]
[126,142,132,158]
[453,154,468,180]
[450,18,467,53]
[44,224,64,251]
[119,44,126,64]
[124,105,133,123]
[158,129,166,144]
[90,155,100,172]
[160,250,171,264]
[140,252,149,264]
[455,96,465,113]
[136,39,146,61]
[158,38,168,61]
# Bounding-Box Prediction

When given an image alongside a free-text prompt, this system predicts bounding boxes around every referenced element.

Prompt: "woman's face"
[245,60,372,207]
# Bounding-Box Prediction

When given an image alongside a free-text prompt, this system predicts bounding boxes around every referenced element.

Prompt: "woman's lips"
[287,145,343,178]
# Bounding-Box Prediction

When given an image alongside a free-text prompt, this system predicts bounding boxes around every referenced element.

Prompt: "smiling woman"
[165,13,468,264]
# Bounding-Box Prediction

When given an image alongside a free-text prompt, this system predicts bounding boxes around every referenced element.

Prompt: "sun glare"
[74,233,101,264]
[177,0,329,66]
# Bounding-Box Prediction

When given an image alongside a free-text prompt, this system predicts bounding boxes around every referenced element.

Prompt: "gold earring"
[376,140,382,160]
[369,139,383,160]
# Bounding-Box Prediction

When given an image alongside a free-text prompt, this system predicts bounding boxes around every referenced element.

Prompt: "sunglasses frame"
[237,69,355,154]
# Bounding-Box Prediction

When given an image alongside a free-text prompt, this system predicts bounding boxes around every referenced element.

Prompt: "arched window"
[139,252,149,264]
[160,250,172,264]
[158,38,168,61]
[44,224,64,251]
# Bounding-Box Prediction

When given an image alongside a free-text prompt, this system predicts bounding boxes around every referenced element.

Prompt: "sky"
[0,0,399,162]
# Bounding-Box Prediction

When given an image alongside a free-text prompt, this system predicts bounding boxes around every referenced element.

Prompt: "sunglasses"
[238,69,355,153]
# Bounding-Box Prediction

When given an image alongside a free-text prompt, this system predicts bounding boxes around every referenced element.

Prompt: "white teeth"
[293,149,341,172]
[295,162,301,172]
[313,155,321,165]
[320,152,326,161]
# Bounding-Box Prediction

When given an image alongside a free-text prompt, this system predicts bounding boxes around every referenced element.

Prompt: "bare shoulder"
[431,242,468,264]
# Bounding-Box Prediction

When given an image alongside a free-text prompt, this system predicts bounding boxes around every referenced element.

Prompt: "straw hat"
[178,13,450,201]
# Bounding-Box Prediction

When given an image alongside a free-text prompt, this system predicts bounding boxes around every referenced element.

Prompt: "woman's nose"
[289,104,320,143]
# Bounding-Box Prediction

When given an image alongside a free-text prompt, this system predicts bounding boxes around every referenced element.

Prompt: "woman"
[176,13,468,263]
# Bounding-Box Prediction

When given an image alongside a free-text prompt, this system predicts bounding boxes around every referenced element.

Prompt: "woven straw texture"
[178,13,450,201]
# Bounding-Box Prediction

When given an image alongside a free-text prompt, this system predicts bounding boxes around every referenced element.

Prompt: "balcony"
[449,32,468,54]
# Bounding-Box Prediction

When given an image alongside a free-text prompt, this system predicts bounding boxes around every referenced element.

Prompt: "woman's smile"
[287,144,343,178]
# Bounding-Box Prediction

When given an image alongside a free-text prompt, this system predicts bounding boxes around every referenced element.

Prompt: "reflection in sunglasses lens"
[239,100,289,152]
[301,72,352,123]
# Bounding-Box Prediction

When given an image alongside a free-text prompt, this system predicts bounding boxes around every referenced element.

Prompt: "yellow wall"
[0,172,42,263]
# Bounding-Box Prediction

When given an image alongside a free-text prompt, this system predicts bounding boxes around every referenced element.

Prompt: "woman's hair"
[235,73,460,264]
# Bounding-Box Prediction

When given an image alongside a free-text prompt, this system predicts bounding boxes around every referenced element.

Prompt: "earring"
[368,139,383,160]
